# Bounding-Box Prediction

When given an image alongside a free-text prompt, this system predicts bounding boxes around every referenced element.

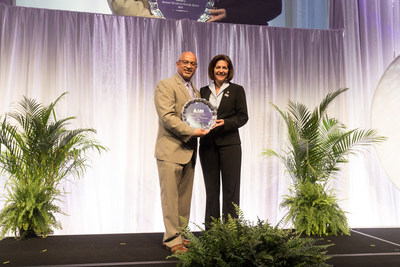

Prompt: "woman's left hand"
[207,8,227,22]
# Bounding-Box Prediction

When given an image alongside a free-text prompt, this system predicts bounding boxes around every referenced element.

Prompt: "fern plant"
[0,93,106,239]
[170,206,331,266]
[263,88,386,236]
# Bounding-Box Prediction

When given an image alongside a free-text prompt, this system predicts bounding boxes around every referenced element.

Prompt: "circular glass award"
[182,98,217,130]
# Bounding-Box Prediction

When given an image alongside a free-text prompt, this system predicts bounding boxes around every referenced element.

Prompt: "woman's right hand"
[212,119,224,129]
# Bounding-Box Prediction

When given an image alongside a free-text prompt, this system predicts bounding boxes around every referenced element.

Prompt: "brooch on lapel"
[224,91,230,97]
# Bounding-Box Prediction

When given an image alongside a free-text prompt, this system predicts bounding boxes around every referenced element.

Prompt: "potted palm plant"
[263,88,385,236]
[0,93,106,239]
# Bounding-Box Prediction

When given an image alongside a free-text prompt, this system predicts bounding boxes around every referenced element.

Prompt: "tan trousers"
[157,158,195,247]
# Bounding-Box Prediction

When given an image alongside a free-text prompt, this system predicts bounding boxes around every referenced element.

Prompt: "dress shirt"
[208,81,229,108]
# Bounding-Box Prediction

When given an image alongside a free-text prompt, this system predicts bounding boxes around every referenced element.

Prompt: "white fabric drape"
[0,1,399,235]
[330,0,400,226]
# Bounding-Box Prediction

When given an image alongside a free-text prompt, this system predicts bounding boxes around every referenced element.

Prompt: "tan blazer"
[154,74,200,164]
[107,0,157,18]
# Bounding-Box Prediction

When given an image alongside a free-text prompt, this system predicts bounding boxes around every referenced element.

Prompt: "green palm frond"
[314,88,348,119]
[0,92,106,239]
[263,88,386,236]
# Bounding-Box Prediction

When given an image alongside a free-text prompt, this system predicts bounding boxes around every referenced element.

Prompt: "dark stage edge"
[1,228,400,266]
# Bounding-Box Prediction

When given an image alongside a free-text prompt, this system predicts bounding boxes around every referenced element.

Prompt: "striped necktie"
[186,83,195,99]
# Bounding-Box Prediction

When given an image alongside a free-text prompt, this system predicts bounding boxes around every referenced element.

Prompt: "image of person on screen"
[199,54,248,228]
[107,0,157,18]
[154,52,209,254]
[208,0,282,25]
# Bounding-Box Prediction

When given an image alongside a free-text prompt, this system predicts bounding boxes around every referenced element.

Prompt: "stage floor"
[1,228,400,266]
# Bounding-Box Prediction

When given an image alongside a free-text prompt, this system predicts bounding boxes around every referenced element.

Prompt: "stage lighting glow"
[371,55,400,190]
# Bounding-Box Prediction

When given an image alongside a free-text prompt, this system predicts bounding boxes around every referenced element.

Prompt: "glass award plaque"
[149,0,214,22]
[182,98,217,130]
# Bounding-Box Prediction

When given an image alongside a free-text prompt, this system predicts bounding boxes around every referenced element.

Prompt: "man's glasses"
[179,60,198,67]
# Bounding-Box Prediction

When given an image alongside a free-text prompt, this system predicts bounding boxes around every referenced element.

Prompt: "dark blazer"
[214,0,282,25]
[200,82,248,146]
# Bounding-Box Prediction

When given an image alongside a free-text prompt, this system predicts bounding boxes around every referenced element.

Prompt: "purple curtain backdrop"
[0,0,13,5]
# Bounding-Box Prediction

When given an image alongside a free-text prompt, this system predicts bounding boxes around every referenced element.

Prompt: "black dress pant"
[199,143,242,227]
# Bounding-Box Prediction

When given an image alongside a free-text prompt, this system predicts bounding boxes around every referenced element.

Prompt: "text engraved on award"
[149,0,214,22]
[182,98,217,130]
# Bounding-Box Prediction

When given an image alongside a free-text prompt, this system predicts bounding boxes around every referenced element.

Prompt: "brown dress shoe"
[165,243,188,254]
[182,238,191,247]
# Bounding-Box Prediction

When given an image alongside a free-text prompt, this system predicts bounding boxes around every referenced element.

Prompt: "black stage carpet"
[1,228,400,266]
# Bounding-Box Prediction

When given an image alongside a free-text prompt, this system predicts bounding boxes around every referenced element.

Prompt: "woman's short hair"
[208,54,234,81]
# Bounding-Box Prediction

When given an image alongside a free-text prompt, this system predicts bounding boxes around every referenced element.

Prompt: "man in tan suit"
[107,0,157,18]
[154,52,209,254]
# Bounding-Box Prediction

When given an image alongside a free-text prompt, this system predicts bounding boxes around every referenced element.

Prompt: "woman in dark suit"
[199,54,248,228]
[208,0,282,26]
